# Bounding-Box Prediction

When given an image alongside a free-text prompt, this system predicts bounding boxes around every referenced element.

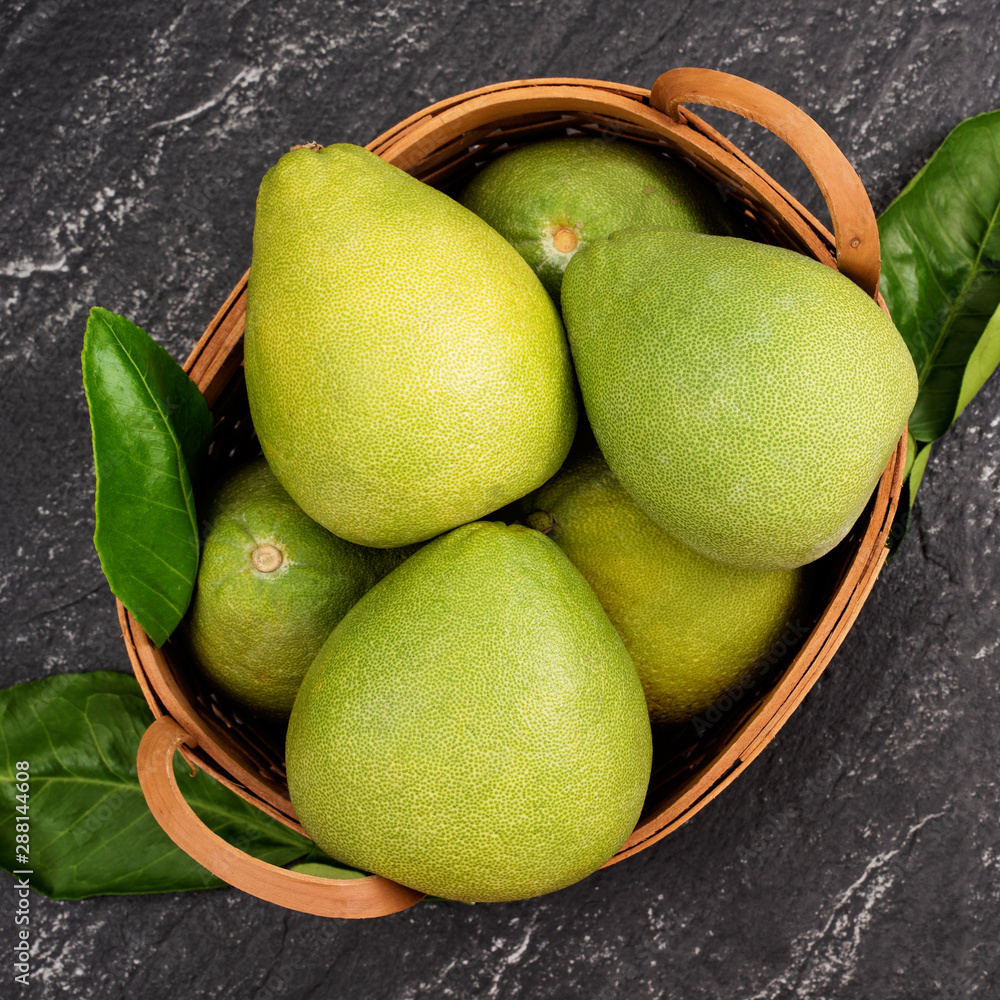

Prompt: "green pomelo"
[245,143,576,549]
[285,521,652,903]
[183,458,411,720]
[561,227,919,571]
[524,453,807,725]
[458,136,734,299]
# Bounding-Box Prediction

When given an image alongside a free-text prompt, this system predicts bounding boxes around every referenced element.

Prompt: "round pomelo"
[183,458,410,720]
[285,521,651,903]
[561,227,919,571]
[458,136,734,298]
[524,453,808,725]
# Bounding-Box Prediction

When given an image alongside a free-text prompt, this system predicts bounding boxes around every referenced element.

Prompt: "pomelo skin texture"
[524,453,806,725]
[561,227,919,571]
[458,137,734,299]
[244,143,577,549]
[285,521,652,903]
[183,458,411,720]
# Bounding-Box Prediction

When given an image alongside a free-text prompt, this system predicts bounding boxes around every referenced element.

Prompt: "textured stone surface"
[1,1,998,997]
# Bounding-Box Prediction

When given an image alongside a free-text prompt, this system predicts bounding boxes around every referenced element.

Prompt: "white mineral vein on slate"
[747,811,949,999]
[147,66,264,131]
[1,256,68,278]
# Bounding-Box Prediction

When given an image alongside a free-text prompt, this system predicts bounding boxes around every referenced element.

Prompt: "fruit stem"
[525,510,557,535]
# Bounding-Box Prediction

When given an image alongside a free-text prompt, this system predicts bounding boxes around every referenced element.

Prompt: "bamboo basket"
[128,68,907,919]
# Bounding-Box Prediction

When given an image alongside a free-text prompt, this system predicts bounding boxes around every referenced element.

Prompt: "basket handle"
[650,67,881,297]
[136,716,425,918]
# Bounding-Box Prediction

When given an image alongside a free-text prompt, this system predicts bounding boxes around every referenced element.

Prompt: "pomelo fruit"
[458,136,734,298]
[244,143,576,549]
[523,453,807,725]
[561,226,918,571]
[285,521,652,903]
[183,458,411,720]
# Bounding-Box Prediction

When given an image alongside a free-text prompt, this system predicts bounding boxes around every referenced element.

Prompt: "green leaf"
[903,429,917,480]
[0,672,313,899]
[82,308,213,645]
[289,842,369,877]
[289,862,367,879]
[908,440,934,508]
[878,109,1000,442]
[955,301,1000,420]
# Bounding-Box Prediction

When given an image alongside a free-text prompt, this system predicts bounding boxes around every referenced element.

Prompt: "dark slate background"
[2,1,998,997]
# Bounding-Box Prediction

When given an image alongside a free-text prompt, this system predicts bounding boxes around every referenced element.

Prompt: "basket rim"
[367,76,653,151]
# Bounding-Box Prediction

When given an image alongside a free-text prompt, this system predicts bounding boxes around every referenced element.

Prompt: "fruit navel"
[552,227,578,253]
[182,458,414,720]
[457,136,735,297]
[251,543,284,573]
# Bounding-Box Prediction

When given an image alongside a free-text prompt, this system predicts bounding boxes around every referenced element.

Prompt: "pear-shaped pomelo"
[458,136,734,299]
[183,458,412,720]
[561,227,918,571]
[524,453,807,725]
[245,143,577,549]
[285,521,652,903]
